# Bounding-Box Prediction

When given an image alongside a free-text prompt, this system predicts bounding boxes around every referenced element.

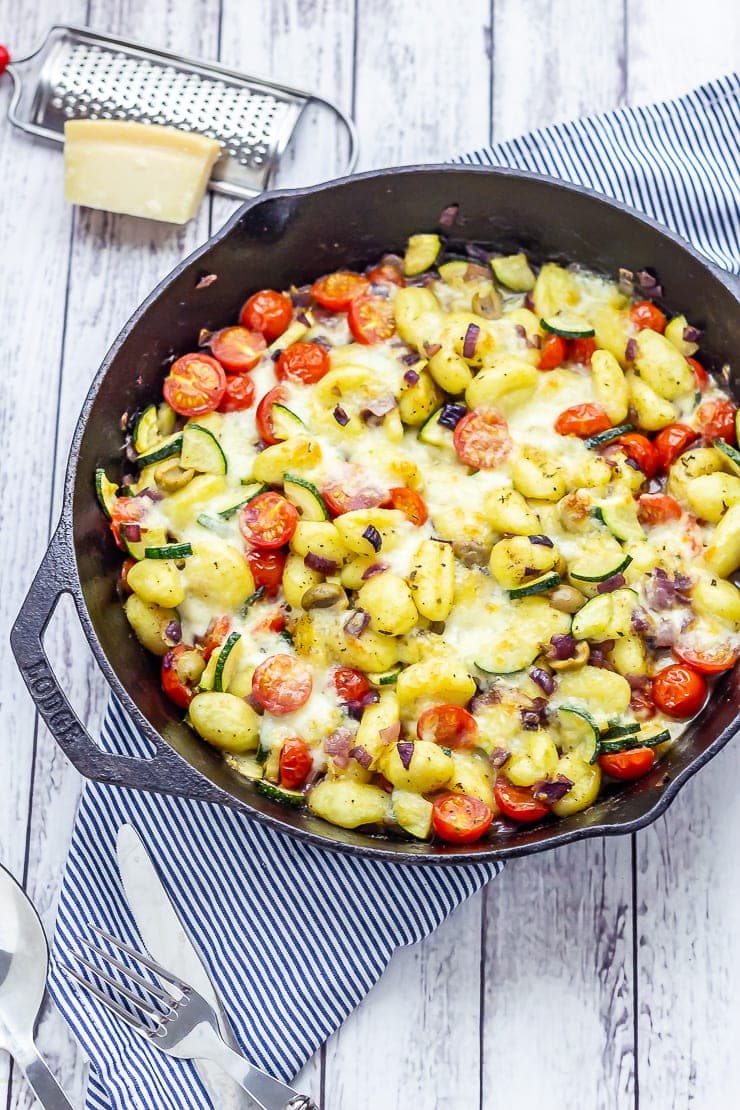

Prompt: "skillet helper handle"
[10,524,204,796]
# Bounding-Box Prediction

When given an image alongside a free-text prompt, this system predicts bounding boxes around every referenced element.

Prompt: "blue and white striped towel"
[49,73,739,1110]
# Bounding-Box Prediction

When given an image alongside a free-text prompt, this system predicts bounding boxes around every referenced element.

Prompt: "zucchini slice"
[271,403,306,441]
[224,752,264,781]
[490,253,536,292]
[508,572,561,600]
[392,789,433,839]
[714,438,740,477]
[540,312,595,339]
[157,402,177,437]
[403,233,441,277]
[214,631,241,693]
[120,527,167,561]
[95,468,119,519]
[571,587,637,640]
[136,433,183,468]
[593,497,645,543]
[583,423,635,450]
[557,705,600,763]
[222,483,269,518]
[283,473,329,521]
[601,721,641,740]
[133,405,160,454]
[181,424,227,475]
[367,664,404,687]
[417,408,455,449]
[144,542,193,560]
[599,727,670,755]
[196,513,231,535]
[255,780,306,807]
[568,536,632,582]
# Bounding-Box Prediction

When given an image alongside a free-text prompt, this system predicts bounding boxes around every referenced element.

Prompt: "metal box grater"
[2,24,358,199]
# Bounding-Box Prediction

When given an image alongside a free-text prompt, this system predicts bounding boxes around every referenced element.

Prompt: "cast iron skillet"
[10,166,740,864]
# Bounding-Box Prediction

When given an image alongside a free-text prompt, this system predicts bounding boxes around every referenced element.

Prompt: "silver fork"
[60,925,318,1110]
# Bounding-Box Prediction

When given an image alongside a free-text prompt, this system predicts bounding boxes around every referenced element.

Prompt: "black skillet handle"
[10,523,225,801]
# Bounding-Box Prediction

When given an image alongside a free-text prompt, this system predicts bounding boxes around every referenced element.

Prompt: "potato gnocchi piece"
[591,349,629,424]
[308,780,390,828]
[512,446,569,501]
[124,595,178,656]
[633,328,695,399]
[408,538,455,620]
[483,486,540,535]
[551,755,602,817]
[465,356,539,414]
[357,572,419,635]
[381,740,453,792]
[627,372,677,431]
[189,692,259,753]
[127,559,185,608]
[183,540,255,609]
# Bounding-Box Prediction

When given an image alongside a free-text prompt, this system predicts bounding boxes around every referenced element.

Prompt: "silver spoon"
[0,863,75,1108]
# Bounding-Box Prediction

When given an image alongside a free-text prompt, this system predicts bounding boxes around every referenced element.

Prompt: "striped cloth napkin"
[49,72,739,1110]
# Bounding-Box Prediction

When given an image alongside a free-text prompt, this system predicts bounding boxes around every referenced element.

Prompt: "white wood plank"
[626,8,740,1106]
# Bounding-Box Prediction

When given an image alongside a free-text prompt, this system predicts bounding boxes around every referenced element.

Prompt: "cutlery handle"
[13,1040,76,1110]
[204,1036,319,1110]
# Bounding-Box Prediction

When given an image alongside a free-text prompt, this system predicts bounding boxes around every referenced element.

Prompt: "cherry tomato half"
[332,666,372,704]
[568,337,597,364]
[163,353,226,416]
[673,642,739,675]
[653,423,698,471]
[246,547,287,597]
[276,342,330,384]
[652,663,707,719]
[161,644,201,710]
[416,705,478,749]
[494,776,550,823]
[256,385,289,445]
[208,326,266,373]
[388,486,428,526]
[538,334,567,370]
[453,407,513,469]
[239,289,293,343]
[109,498,144,551]
[218,373,255,412]
[598,747,656,781]
[554,403,612,438]
[366,260,405,287]
[348,294,396,344]
[630,300,667,333]
[431,793,493,844]
[251,654,313,715]
[322,469,389,516]
[311,271,370,311]
[637,493,682,525]
[239,492,298,549]
[200,615,231,661]
[613,433,658,479]
[696,398,737,443]
[687,357,709,391]
[279,736,313,789]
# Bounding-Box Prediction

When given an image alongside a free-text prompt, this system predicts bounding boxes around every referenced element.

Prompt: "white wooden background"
[1,2,739,1108]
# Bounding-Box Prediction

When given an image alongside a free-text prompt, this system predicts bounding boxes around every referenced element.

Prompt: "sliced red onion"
[344,609,370,637]
[468,687,501,713]
[423,342,442,358]
[514,324,527,339]
[626,672,651,691]
[528,534,554,547]
[361,394,397,424]
[304,553,338,575]
[523,292,535,311]
[400,351,421,366]
[403,368,420,385]
[527,333,542,349]
[683,325,702,344]
[489,747,510,768]
[135,486,164,502]
[310,335,333,350]
[296,311,311,326]
[121,522,141,542]
[333,405,350,426]
[465,242,490,264]
[361,561,388,580]
[362,525,382,552]
[195,272,217,289]
[270,349,282,362]
[345,689,380,717]
[291,286,312,307]
[625,338,637,361]
[396,741,415,770]
[349,745,373,770]
[597,573,626,594]
[637,270,663,298]
[523,566,540,578]
[165,620,182,644]
[645,568,692,610]
[438,204,460,229]
[549,633,577,660]
[438,402,467,429]
[533,776,573,804]
[520,698,548,730]
[379,721,401,744]
[324,726,356,769]
[462,323,480,359]
[589,640,616,668]
[631,606,651,632]
[530,667,557,695]
[406,272,436,287]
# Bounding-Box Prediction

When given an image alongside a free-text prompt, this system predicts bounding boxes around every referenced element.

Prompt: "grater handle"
[307,93,359,177]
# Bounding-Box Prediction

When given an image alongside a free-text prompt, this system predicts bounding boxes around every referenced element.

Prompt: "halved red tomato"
[200,615,231,660]
[255,385,288,445]
[163,353,226,416]
[239,492,298,549]
[687,357,709,391]
[348,294,396,344]
[208,326,266,373]
[494,776,550,823]
[161,644,201,710]
[431,793,493,844]
[388,487,428,526]
[568,337,597,364]
[332,666,372,704]
[538,334,567,370]
[453,407,512,469]
[276,342,330,384]
[279,736,313,789]
[674,641,739,674]
[637,493,682,525]
[652,663,707,719]
[239,289,293,342]
[218,373,255,412]
[614,433,658,479]
[109,498,145,551]
[653,424,698,471]
[630,300,667,333]
[696,398,737,443]
[311,271,370,311]
[251,654,313,715]
[598,748,656,780]
[367,260,405,287]
[416,705,477,749]
[246,547,287,597]
[554,403,611,437]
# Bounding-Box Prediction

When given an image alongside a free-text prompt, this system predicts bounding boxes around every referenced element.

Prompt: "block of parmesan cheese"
[63,120,221,225]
